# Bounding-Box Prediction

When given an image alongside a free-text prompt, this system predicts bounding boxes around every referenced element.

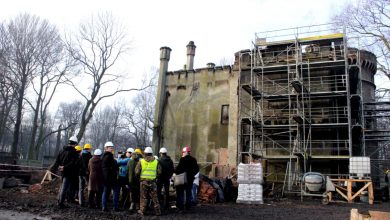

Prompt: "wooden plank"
[336,187,349,201]
[40,171,49,185]
[368,183,374,205]
[347,180,352,203]
[350,208,370,220]
[334,184,347,192]
[369,210,390,219]
[331,179,372,183]
[351,182,370,201]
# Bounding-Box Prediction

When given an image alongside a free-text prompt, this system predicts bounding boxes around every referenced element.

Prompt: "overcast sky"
[4,0,378,108]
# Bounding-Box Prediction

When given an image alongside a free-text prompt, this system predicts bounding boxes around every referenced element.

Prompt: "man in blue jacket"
[117,147,133,208]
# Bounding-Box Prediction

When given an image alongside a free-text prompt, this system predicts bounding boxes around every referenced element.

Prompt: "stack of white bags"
[236,163,263,204]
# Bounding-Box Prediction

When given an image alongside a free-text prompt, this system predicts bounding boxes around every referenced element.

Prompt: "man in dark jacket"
[175,146,199,212]
[127,148,142,213]
[78,143,92,206]
[157,147,174,210]
[51,136,80,208]
[101,141,120,211]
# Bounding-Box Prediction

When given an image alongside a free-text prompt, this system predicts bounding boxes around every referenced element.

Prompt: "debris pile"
[198,179,217,203]
[34,177,61,194]
[197,170,238,204]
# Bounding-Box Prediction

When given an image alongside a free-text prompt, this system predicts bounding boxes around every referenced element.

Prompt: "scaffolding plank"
[241,84,262,100]
[364,101,390,105]
[241,117,262,128]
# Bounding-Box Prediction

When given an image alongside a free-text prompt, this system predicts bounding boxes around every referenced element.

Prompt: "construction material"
[198,179,217,203]
[237,163,263,204]
[350,209,390,220]
[330,179,374,204]
[349,157,371,178]
[236,184,263,204]
[237,163,263,184]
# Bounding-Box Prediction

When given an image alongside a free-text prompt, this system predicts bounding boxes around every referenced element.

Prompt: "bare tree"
[55,100,83,142]
[123,70,157,149]
[65,12,148,142]
[0,14,61,158]
[0,48,17,151]
[24,23,72,160]
[333,0,390,80]
[86,103,126,150]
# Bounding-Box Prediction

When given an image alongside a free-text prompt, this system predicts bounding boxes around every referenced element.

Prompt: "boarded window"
[221,105,229,124]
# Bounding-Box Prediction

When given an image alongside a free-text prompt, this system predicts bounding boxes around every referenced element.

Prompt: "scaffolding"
[237,24,384,192]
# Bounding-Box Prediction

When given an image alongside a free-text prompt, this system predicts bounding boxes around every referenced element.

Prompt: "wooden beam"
[350,182,370,201]
[347,180,352,203]
[336,187,349,201]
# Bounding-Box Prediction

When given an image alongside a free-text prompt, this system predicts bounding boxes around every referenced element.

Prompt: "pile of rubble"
[197,169,238,204]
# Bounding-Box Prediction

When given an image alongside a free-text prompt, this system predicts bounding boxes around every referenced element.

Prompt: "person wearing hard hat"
[101,141,120,212]
[157,147,174,211]
[69,145,83,203]
[88,149,103,209]
[50,136,80,208]
[78,143,92,206]
[135,146,162,216]
[117,147,133,209]
[175,146,199,213]
[127,148,143,213]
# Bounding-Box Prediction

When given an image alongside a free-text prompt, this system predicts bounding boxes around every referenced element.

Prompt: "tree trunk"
[55,125,62,155]
[33,119,46,160]
[11,75,27,159]
[28,86,43,160]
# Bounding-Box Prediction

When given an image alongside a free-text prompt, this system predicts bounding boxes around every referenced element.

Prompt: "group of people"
[51,136,199,217]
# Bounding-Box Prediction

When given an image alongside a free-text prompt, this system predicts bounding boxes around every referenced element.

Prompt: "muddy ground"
[1,187,390,220]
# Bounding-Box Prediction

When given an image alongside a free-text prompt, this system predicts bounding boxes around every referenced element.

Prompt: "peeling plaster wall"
[160,66,238,170]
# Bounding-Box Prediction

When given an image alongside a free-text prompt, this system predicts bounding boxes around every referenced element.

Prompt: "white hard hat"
[94,149,102,156]
[68,136,78,144]
[159,147,167,153]
[144,147,153,154]
[126,147,134,153]
[104,141,114,147]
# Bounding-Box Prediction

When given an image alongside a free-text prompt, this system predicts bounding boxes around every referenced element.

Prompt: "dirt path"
[1,188,390,220]
[0,209,49,220]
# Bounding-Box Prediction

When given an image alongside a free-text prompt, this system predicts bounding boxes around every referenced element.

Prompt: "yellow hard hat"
[75,145,82,151]
[134,148,143,155]
[84,143,92,149]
